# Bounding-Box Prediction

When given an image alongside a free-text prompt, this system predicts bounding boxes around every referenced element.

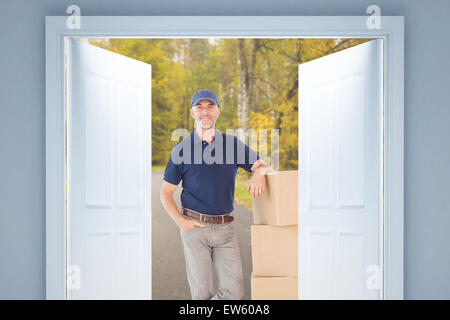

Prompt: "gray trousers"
[180,217,244,300]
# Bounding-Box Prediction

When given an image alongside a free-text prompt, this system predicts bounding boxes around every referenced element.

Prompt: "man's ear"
[190,108,195,119]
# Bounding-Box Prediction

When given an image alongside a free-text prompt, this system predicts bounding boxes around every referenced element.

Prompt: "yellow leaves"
[247,111,275,130]
[86,37,369,170]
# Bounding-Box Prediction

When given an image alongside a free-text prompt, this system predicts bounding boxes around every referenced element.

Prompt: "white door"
[67,39,151,299]
[299,39,383,299]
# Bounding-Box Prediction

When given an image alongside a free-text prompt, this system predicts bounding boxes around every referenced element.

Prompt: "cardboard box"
[251,274,298,300]
[251,170,298,226]
[251,225,298,277]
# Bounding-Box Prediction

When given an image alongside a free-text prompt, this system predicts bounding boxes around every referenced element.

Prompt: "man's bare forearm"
[250,159,273,175]
[160,192,185,227]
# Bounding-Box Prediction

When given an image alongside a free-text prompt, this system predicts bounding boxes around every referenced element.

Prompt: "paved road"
[152,170,254,300]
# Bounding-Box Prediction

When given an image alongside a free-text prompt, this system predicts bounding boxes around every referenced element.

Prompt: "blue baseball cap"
[190,89,219,108]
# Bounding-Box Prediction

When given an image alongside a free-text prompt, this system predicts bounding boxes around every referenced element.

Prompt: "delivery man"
[160,89,272,300]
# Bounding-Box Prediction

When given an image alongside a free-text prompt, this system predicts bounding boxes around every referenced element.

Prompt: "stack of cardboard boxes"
[250,170,298,300]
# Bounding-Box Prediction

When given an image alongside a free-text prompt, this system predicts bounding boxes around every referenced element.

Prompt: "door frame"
[45,15,404,299]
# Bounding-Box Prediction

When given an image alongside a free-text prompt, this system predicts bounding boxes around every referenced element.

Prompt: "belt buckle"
[221,215,224,224]
[199,214,204,223]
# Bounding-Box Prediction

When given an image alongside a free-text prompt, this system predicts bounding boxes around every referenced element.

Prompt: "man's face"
[191,99,220,130]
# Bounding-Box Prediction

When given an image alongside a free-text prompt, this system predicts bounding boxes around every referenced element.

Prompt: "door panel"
[299,39,383,299]
[68,39,151,299]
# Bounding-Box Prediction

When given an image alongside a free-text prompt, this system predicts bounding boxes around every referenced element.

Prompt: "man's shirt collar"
[191,128,223,146]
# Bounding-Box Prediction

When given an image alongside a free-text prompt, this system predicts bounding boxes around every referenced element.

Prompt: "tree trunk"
[248,39,259,112]
[237,39,260,130]
[184,39,191,131]
[237,39,248,130]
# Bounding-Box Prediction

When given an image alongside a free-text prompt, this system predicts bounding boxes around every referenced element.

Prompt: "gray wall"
[1,0,449,299]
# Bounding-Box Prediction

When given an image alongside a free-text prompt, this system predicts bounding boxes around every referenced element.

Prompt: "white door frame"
[45,16,404,300]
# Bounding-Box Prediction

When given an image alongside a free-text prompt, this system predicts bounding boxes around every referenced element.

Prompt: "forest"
[88,37,371,208]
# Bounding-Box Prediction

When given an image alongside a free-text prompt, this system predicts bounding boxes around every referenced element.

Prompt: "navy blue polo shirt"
[163,128,260,215]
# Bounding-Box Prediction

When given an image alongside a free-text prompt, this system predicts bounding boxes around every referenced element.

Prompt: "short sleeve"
[163,153,182,185]
[236,137,260,172]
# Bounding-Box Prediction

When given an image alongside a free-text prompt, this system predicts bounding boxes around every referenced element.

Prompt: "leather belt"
[183,208,234,224]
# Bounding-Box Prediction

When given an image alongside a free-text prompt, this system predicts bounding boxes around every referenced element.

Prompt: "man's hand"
[178,217,205,232]
[160,181,206,232]
[247,159,273,198]
[247,168,267,198]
